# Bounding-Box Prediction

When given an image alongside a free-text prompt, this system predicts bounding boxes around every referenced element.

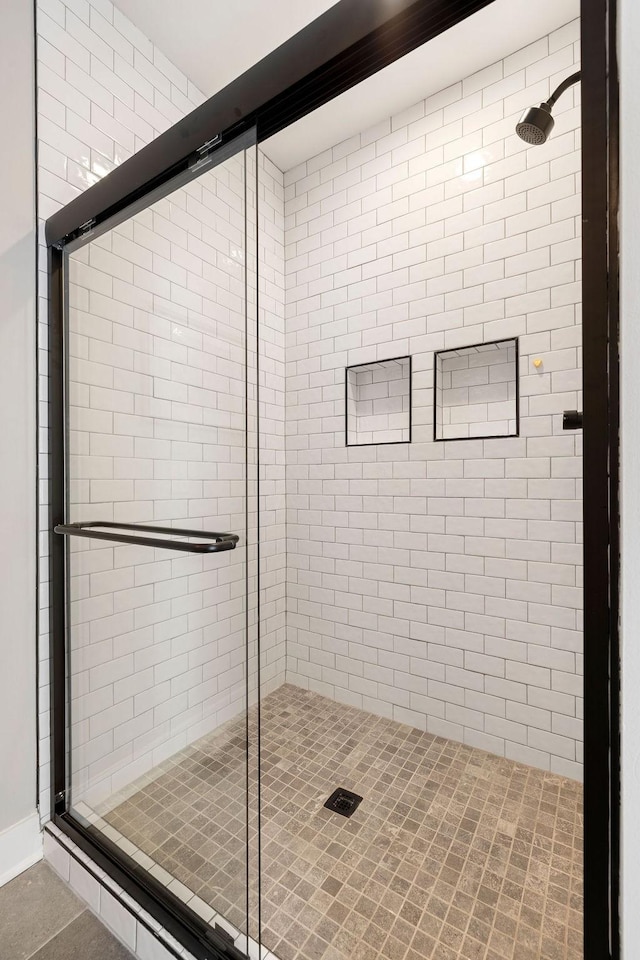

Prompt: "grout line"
[22,895,86,960]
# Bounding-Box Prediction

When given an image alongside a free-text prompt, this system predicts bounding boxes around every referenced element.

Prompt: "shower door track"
[46,1,620,959]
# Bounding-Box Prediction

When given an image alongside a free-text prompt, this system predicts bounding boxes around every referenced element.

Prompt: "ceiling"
[112,0,340,99]
[262,0,579,169]
[113,0,579,172]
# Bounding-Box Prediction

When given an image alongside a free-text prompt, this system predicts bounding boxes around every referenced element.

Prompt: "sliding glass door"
[55,129,259,953]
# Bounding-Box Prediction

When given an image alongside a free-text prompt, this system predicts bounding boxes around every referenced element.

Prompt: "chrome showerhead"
[516,103,555,145]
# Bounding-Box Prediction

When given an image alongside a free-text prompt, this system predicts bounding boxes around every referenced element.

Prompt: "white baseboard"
[0,812,42,887]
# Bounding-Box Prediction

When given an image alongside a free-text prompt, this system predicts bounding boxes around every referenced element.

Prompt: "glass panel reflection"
[65,137,256,941]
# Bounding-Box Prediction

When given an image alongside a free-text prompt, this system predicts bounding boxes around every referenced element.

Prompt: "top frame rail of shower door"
[44,0,495,247]
[54,521,239,553]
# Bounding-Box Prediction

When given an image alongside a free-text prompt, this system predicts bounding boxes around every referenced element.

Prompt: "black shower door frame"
[46,1,620,959]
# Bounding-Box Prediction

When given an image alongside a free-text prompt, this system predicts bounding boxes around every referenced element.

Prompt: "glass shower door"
[59,130,259,950]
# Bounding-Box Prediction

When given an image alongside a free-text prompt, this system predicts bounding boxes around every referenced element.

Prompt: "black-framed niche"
[345,356,412,446]
[434,338,520,441]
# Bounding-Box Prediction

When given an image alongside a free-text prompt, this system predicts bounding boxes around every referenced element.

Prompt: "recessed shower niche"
[345,356,411,446]
[434,338,519,440]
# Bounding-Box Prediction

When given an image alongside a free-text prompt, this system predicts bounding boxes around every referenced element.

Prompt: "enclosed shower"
[45,4,585,960]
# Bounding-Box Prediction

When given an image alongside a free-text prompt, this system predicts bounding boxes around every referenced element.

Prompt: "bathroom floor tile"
[0,861,84,960]
[102,684,583,960]
[0,860,133,960]
[29,909,134,960]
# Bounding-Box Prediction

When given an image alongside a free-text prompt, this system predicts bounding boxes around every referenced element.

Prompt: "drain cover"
[324,787,363,818]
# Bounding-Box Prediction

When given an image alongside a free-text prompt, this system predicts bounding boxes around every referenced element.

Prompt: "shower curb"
[43,824,280,960]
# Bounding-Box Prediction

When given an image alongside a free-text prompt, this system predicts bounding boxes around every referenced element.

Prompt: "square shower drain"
[324,787,363,817]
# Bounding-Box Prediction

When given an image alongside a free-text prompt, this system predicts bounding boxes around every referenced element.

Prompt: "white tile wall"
[36,0,285,817]
[66,152,255,808]
[35,11,583,958]
[283,20,583,780]
[254,152,287,708]
[37,0,582,846]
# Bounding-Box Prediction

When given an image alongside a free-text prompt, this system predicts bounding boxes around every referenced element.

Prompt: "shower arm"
[546,70,581,108]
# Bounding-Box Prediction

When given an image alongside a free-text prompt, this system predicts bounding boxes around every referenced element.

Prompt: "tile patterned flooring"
[104,684,583,960]
[0,861,133,960]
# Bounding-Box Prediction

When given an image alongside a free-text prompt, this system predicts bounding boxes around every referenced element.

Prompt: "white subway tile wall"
[35,9,583,960]
[37,0,583,845]
[66,154,252,809]
[36,0,285,817]
[284,19,583,779]
[435,339,518,440]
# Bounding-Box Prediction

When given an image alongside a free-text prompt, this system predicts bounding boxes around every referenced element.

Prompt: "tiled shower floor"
[103,684,583,960]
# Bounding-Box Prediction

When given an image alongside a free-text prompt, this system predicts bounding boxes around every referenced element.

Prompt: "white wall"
[35,0,286,815]
[620,0,639,952]
[63,149,285,810]
[36,0,207,819]
[284,20,584,779]
[0,0,41,882]
[36,0,206,821]
[65,152,253,808]
[35,2,586,818]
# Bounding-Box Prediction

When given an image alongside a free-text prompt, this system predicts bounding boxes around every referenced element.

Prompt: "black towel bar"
[54,521,239,553]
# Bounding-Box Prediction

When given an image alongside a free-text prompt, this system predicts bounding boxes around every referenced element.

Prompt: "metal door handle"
[562,410,583,429]
[54,521,239,553]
